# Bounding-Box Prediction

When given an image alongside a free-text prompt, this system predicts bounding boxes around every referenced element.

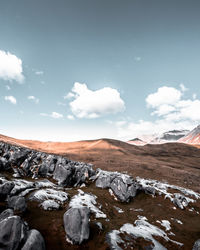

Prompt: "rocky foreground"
[0,141,200,249]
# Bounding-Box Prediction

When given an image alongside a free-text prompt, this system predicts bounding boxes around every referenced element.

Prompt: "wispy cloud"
[40,112,63,119]
[0,50,24,83]
[35,71,44,75]
[4,95,17,104]
[27,95,39,104]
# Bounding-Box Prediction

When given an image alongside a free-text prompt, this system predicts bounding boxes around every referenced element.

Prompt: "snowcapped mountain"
[179,125,200,144]
[152,130,189,143]
[127,130,189,145]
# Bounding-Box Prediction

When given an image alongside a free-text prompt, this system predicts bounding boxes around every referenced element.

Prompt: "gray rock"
[0,215,28,250]
[63,207,90,244]
[7,196,27,212]
[110,177,138,202]
[53,164,74,186]
[96,175,112,189]
[173,193,188,209]
[193,239,200,250]
[0,181,15,200]
[0,209,14,222]
[21,229,45,250]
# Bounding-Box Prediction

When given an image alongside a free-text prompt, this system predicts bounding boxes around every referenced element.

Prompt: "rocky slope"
[0,140,200,249]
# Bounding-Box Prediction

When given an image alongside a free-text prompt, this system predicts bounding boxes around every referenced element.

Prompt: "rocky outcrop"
[0,142,95,187]
[63,207,90,244]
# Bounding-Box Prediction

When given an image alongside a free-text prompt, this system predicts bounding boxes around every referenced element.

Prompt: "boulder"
[193,239,200,250]
[110,177,138,202]
[0,181,15,200]
[0,215,28,250]
[0,209,14,222]
[21,229,45,250]
[7,196,27,212]
[63,207,90,244]
[53,164,74,186]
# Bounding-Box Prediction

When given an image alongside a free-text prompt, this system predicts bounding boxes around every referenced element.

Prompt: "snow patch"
[69,189,106,218]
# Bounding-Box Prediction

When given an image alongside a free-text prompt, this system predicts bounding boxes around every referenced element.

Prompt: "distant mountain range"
[127,126,200,145]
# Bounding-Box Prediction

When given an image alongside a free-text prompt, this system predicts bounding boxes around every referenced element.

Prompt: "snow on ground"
[69,189,107,218]
[136,177,200,208]
[114,206,124,213]
[29,188,69,203]
[156,220,171,231]
[107,216,183,250]
[40,200,60,210]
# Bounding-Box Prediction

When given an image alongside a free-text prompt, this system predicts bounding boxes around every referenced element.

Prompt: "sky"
[0,0,200,141]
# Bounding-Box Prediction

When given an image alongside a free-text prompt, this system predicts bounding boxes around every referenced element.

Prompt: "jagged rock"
[0,209,14,222]
[9,150,29,167]
[40,200,60,210]
[0,142,95,185]
[63,207,90,244]
[110,177,138,202]
[193,239,200,250]
[0,156,11,170]
[21,229,45,250]
[96,172,113,188]
[0,181,15,200]
[7,196,27,212]
[143,186,156,196]
[0,215,28,250]
[53,164,75,186]
[173,193,188,209]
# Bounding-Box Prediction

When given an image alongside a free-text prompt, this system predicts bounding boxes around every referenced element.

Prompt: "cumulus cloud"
[146,85,200,122]
[146,86,182,108]
[27,95,39,104]
[116,85,200,140]
[67,82,125,118]
[40,112,63,119]
[0,50,24,83]
[4,95,17,104]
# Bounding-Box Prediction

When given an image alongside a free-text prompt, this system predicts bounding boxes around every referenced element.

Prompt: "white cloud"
[146,86,182,108]
[0,50,24,83]
[4,95,17,104]
[67,115,75,120]
[40,112,63,119]
[116,85,200,140]
[64,92,75,99]
[67,82,125,118]
[35,71,44,75]
[27,95,39,104]
[179,83,188,92]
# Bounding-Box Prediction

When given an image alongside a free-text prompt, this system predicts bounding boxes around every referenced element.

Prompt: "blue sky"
[0,0,200,141]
